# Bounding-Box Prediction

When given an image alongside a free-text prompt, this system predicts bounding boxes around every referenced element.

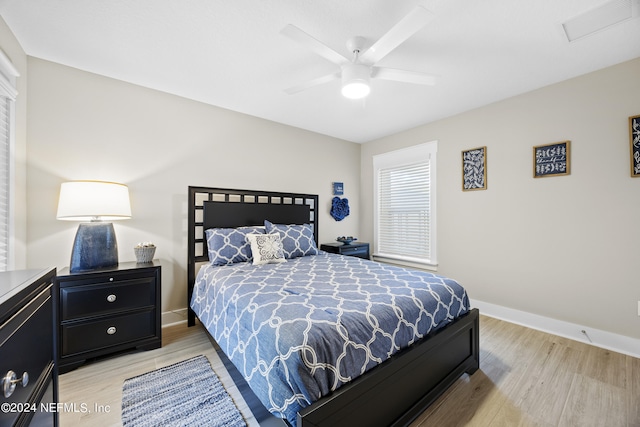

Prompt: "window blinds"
[0,96,9,270]
[373,141,437,267]
[377,161,431,261]
[0,51,18,272]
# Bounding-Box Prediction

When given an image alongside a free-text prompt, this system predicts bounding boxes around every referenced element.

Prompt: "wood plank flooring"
[413,316,639,427]
[58,315,640,427]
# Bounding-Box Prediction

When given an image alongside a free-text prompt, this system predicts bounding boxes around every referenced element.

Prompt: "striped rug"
[122,355,246,427]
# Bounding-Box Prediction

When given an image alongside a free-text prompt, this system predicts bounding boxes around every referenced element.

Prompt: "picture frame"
[332,182,344,195]
[462,146,487,191]
[630,114,640,177]
[533,141,570,178]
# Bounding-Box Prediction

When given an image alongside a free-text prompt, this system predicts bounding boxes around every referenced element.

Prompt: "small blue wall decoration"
[330,197,350,221]
[333,182,344,195]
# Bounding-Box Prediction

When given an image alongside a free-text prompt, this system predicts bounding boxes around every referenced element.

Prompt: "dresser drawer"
[60,277,156,321]
[61,309,156,356]
[0,288,52,427]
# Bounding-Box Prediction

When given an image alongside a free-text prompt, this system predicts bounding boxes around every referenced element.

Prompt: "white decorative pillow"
[246,233,286,265]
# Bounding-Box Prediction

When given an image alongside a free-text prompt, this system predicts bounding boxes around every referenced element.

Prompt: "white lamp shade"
[57,181,132,221]
[341,63,371,99]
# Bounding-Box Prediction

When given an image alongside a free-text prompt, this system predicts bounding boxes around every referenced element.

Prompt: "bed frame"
[187,186,480,427]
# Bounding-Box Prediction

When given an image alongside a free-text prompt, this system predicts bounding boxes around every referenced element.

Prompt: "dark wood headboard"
[187,186,319,326]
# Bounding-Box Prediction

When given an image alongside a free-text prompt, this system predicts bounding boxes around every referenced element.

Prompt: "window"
[0,51,19,271]
[373,141,437,268]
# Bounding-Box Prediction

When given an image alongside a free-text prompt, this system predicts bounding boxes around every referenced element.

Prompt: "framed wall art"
[533,141,570,178]
[630,114,640,177]
[462,146,487,191]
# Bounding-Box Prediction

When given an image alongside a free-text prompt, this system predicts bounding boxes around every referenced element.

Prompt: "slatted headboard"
[187,186,319,326]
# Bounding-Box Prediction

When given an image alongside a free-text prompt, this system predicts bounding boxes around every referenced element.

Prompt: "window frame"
[372,141,438,270]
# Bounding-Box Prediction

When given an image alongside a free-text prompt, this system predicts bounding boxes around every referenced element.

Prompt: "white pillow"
[246,233,286,265]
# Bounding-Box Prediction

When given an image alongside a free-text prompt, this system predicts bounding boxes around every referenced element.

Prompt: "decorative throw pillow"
[246,233,286,265]
[205,226,264,266]
[264,220,319,259]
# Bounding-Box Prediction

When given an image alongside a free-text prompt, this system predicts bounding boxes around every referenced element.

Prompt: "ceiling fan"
[281,6,437,99]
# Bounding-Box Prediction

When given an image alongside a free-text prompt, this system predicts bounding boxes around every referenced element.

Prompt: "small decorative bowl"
[336,236,357,245]
[134,246,156,263]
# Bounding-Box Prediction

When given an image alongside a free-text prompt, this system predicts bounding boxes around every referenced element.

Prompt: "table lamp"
[56,181,132,273]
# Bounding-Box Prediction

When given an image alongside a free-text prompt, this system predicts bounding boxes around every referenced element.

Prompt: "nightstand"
[54,261,161,373]
[320,242,370,259]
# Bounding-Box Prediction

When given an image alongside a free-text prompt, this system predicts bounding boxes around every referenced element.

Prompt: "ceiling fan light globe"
[341,63,371,99]
[342,82,370,99]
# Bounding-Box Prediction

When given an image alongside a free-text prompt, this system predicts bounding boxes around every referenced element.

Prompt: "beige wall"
[26,58,361,312]
[0,16,28,269]
[361,57,640,341]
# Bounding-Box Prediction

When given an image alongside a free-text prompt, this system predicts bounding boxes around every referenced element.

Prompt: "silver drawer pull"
[106,294,117,303]
[106,326,117,335]
[2,370,29,398]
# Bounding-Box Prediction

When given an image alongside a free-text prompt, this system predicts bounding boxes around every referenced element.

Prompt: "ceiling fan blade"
[359,6,433,64]
[281,24,349,65]
[372,67,437,86]
[283,72,341,95]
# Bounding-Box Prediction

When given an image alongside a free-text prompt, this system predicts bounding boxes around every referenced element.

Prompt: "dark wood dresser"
[54,261,161,373]
[0,268,58,427]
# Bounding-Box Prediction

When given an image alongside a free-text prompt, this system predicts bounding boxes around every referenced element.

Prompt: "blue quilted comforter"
[190,252,469,426]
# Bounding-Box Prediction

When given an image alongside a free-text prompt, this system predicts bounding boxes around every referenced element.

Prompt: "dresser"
[0,268,57,427]
[320,242,370,259]
[54,261,161,374]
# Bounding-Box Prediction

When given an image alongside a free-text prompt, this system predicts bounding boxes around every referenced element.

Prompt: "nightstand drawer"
[61,309,156,355]
[339,245,368,257]
[60,277,156,321]
[320,242,370,259]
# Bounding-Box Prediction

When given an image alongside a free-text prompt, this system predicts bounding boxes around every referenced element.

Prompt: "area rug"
[121,355,246,427]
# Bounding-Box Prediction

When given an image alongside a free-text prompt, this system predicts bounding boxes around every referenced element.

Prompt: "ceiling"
[1,0,639,143]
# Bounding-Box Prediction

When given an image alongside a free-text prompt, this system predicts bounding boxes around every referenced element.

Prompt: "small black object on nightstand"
[320,242,370,259]
[54,260,162,373]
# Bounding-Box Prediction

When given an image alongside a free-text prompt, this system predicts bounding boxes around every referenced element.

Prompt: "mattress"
[190,252,469,426]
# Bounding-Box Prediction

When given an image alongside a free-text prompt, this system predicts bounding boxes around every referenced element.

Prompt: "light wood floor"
[58,315,640,427]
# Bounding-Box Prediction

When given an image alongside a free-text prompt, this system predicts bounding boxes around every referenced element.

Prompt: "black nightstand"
[54,261,162,373]
[320,242,370,259]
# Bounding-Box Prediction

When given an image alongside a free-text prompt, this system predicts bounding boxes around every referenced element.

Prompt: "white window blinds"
[373,142,437,267]
[0,96,10,270]
[0,52,19,272]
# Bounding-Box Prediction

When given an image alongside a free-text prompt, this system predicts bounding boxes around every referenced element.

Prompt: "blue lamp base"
[70,222,119,273]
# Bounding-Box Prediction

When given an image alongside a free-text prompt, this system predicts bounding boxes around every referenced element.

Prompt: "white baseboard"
[471,299,640,359]
[161,308,188,327]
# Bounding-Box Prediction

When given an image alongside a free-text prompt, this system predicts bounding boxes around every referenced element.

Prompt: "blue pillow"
[264,220,318,259]
[205,226,264,265]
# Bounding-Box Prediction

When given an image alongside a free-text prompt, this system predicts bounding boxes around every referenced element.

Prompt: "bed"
[187,186,479,427]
